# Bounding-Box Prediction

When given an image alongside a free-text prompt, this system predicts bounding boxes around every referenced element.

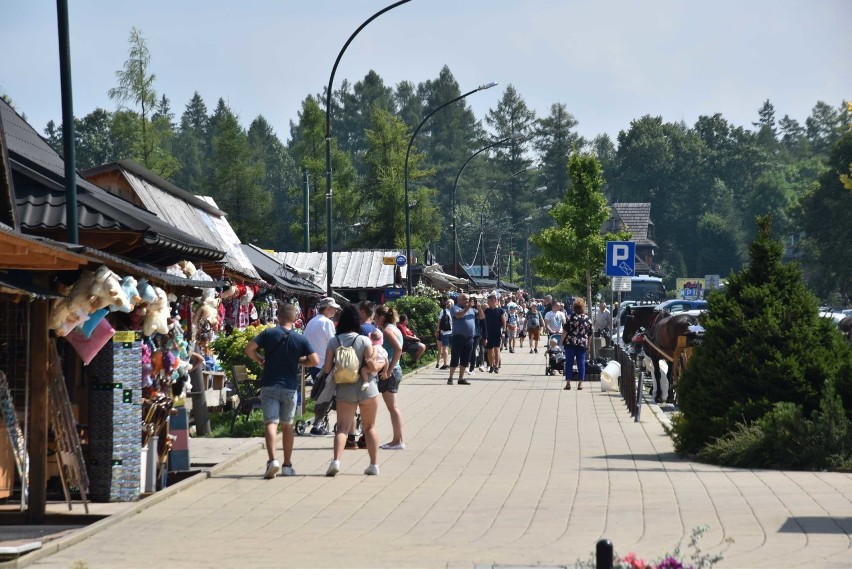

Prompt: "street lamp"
[404,81,498,295]
[325,0,412,296]
[451,133,524,275]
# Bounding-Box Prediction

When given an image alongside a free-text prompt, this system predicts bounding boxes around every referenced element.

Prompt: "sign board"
[396,254,407,267]
[676,278,705,300]
[384,288,405,299]
[611,276,632,292]
[606,241,635,277]
[704,274,720,292]
[382,256,396,266]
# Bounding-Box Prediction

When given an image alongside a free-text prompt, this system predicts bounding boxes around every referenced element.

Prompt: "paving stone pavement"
[28,350,852,568]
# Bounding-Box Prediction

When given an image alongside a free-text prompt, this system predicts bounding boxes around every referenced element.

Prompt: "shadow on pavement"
[779,516,852,534]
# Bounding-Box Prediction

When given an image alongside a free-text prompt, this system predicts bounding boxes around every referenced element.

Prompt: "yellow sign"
[113,331,138,343]
[675,278,705,300]
[382,256,396,266]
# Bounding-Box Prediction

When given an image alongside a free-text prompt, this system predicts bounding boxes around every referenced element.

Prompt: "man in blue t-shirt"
[447,293,481,385]
[245,304,318,479]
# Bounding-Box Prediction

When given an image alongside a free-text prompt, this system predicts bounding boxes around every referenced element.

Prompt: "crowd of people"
[242,292,614,479]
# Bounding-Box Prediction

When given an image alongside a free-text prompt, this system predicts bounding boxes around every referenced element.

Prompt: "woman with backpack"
[435,299,453,370]
[322,304,382,476]
[374,304,405,450]
[526,302,542,353]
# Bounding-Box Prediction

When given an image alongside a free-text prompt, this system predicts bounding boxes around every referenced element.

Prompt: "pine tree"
[172,92,209,194]
[673,215,852,455]
[534,103,584,201]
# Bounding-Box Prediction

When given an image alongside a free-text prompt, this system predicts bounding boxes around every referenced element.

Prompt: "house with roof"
[603,202,664,277]
[81,160,260,283]
[273,250,407,303]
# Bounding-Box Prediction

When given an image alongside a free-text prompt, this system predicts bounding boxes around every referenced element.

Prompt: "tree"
[752,99,777,149]
[394,80,422,132]
[76,108,115,169]
[357,108,437,251]
[591,133,617,197]
[207,102,269,244]
[531,152,629,307]
[332,71,395,173]
[108,28,158,167]
[798,131,852,301]
[806,101,843,156]
[534,103,584,201]
[673,216,852,456]
[172,92,209,194]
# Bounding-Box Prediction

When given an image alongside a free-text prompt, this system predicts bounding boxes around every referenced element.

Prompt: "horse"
[840,316,852,344]
[622,305,700,404]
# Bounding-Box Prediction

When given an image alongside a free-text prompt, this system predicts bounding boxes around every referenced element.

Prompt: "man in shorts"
[447,293,480,385]
[482,294,507,373]
[245,304,319,478]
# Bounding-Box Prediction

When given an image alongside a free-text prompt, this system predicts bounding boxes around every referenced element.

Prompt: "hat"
[317,297,341,310]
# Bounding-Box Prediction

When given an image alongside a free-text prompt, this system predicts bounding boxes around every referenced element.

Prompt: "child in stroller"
[545,335,565,376]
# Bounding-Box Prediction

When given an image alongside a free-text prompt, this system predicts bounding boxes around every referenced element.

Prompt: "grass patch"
[207,399,317,438]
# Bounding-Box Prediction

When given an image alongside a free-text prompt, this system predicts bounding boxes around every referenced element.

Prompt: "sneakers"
[534,348,538,354]
[326,460,340,477]
[447,379,453,385]
[310,425,332,437]
[264,459,280,479]
[529,349,534,354]
[364,464,380,476]
[478,366,487,372]
[280,465,296,477]
[494,367,499,374]
[440,364,449,370]
[380,442,405,450]
[457,379,471,385]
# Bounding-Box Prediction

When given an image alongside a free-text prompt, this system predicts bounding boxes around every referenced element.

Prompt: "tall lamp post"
[325,0,411,296]
[451,134,523,275]
[404,81,497,295]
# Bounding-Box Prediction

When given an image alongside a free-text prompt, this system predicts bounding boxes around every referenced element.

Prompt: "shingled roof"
[611,202,657,247]
[0,99,224,265]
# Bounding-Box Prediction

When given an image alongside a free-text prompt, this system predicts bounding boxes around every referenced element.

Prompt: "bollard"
[596,538,614,569]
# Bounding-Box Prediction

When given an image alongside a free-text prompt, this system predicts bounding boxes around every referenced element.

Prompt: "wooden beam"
[27,293,50,523]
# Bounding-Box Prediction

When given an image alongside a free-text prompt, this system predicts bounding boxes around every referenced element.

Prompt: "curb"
[1,439,264,569]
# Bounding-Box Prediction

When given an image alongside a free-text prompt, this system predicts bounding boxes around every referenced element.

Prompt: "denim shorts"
[260,385,298,424]
[377,366,402,393]
[440,332,451,347]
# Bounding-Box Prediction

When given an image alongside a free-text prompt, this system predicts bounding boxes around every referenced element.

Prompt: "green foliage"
[211,325,270,381]
[673,216,852,458]
[386,294,441,344]
[698,384,852,470]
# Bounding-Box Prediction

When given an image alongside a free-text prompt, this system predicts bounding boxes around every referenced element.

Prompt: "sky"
[1,0,850,146]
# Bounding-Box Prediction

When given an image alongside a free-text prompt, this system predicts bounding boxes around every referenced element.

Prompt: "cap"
[317,297,341,310]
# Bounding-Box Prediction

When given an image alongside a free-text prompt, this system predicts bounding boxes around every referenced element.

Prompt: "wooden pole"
[27,297,50,523]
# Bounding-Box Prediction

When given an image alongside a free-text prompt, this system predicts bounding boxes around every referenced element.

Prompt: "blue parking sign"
[606,241,635,277]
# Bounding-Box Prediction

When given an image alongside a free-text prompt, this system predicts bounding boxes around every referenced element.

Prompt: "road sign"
[396,254,407,267]
[606,241,635,277]
[382,256,396,266]
[384,288,405,299]
[611,276,632,292]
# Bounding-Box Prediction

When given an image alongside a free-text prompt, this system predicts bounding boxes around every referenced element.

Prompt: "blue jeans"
[563,345,587,381]
[260,385,298,424]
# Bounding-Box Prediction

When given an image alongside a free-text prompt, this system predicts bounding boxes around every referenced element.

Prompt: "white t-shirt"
[303,314,336,365]
[544,310,566,335]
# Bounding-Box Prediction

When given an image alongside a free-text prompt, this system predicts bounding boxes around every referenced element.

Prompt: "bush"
[673,216,852,458]
[211,324,271,380]
[387,295,441,346]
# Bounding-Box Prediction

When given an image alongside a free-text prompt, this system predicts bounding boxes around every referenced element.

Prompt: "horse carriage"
[622,303,705,404]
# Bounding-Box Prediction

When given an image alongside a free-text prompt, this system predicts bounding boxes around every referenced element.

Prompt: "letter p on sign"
[606,241,635,277]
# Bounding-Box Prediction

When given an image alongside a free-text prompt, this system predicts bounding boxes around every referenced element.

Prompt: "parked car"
[656,299,708,314]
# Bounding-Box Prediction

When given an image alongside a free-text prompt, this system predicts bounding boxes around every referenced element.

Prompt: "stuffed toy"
[49,270,98,335]
[193,288,220,336]
[178,261,197,279]
[143,286,170,336]
[220,284,236,300]
[90,265,128,310]
[111,276,141,313]
[137,279,157,304]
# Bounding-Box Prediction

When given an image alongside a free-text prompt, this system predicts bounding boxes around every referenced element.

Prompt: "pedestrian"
[374,305,405,450]
[517,305,527,349]
[483,294,506,373]
[435,299,453,370]
[447,293,479,385]
[323,304,382,477]
[526,302,542,353]
[302,297,341,436]
[506,305,519,353]
[244,304,319,478]
[560,297,593,390]
[594,301,613,348]
[544,300,566,338]
[470,298,485,374]
[358,300,377,336]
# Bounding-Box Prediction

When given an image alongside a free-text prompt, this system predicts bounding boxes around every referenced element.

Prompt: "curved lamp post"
[451,134,524,274]
[325,0,412,296]
[404,81,497,294]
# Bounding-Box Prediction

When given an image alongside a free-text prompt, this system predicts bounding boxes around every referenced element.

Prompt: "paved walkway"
[28,350,852,568]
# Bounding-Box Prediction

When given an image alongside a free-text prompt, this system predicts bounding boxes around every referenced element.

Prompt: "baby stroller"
[544,333,565,376]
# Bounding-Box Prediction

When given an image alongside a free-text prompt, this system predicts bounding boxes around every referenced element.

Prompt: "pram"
[295,369,362,437]
[544,333,565,376]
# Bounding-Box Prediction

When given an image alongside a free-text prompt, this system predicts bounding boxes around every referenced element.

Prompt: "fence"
[614,345,642,420]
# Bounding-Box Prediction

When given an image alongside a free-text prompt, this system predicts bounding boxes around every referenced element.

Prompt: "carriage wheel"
[295,420,306,436]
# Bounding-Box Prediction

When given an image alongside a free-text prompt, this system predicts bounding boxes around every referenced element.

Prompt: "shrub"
[211,324,271,380]
[387,294,441,346]
[673,215,852,457]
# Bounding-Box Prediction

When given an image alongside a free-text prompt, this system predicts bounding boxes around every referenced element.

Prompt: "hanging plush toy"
[137,279,157,303]
[143,286,170,336]
[90,265,128,310]
[178,261,197,279]
[111,275,141,313]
